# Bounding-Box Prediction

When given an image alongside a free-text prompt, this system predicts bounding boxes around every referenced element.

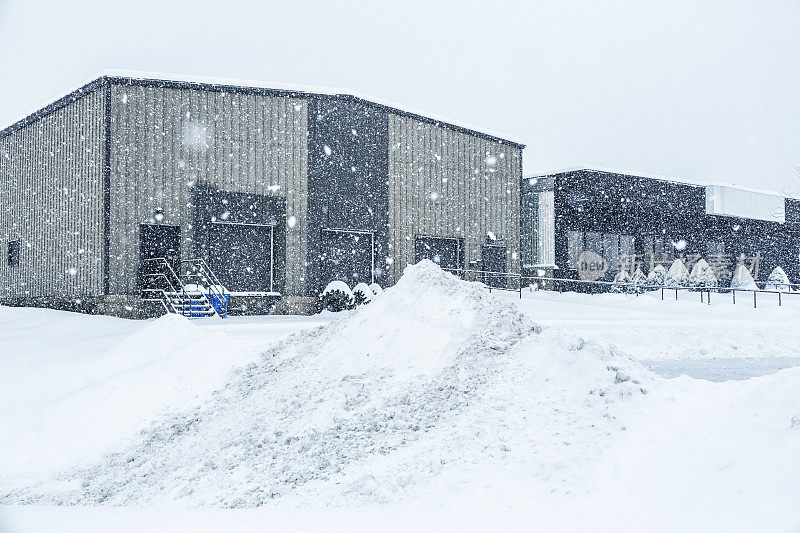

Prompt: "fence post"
[675,288,679,301]
[519,274,522,299]
[732,290,736,305]
[753,291,756,309]
[708,290,711,305]
[661,288,664,300]
[700,291,704,303]
[779,292,782,307]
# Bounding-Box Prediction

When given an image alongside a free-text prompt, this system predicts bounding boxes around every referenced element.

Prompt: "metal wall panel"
[108,84,308,295]
[0,89,105,298]
[387,114,521,283]
[537,190,555,265]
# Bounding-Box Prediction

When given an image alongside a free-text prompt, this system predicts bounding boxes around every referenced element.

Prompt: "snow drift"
[2,260,648,508]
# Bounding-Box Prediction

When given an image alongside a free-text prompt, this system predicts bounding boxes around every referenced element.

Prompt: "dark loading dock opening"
[207,222,275,292]
[482,244,507,287]
[414,235,464,273]
[320,229,374,287]
[138,224,181,291]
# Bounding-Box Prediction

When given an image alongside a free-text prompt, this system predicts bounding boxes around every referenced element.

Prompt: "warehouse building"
[0,72,523,316]
[521,168,800,287]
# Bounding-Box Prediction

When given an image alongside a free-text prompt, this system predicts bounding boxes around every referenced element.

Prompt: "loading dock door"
[482,245,507,287]
[321,229,374,287]
[414,235,463,273]
[139,224,181,290]
[207,222,274,292]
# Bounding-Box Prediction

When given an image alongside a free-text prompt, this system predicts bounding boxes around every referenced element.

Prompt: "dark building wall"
[306,96,390,294]
[546,170,800,283]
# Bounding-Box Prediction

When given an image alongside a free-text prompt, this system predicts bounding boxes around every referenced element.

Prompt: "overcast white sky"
[1,0,798,193]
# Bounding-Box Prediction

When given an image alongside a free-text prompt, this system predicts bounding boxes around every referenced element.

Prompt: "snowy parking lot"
[1,265,800,532]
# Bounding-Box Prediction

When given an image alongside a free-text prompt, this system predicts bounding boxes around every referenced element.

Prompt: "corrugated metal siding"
[387,114,521,283]
[108,84,308,295]
[537,190,555,265]
[0,89,106,298]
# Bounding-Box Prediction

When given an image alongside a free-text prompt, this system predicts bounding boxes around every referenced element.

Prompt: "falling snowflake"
[287,215,297,228]
[323,145,332,156]
[430,191,440,201]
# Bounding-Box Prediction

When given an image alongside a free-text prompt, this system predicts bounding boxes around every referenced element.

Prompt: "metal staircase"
[140,258,229,318]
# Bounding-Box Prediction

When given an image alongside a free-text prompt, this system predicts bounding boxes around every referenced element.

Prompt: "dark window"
[321,229,375,287]
[8,240,20,267]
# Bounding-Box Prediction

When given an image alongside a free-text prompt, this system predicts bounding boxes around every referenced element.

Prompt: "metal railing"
[442,267,799,309]
[180,259,229,318]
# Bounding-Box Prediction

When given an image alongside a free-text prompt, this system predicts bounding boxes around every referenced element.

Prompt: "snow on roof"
[525,166,797,201]
[1,69,525,147]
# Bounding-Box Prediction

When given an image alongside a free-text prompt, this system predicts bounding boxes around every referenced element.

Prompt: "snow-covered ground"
[1,264,799,532]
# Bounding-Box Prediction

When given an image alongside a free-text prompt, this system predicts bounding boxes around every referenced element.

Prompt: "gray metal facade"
[0,74,523,309]
[0,87,106,298]
[387,114,522,284]
[107,83,308,296]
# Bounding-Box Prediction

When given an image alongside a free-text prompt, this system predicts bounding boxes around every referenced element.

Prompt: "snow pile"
[664,259,689,287]
[2,260,648,508]
[765,266,791,291]
[730,264,758,290]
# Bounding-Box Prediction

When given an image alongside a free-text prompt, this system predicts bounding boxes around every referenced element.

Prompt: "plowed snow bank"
[3,261,648,507]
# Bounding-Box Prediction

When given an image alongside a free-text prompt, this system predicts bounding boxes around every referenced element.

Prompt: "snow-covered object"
[630,267,648,292]
[5,260,648,507]
[319,281,355,312]
[351,283,374,305]
[664,259,689,288]
[322,280,352,297]
[765,267,791,292]
[610,269,631,293]
[646,264,666,286]
[730,264,759,291]
[688,259,718,289]
[368,283,383,296]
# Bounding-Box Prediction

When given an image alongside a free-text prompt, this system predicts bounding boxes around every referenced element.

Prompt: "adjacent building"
[0,72,524,315]
[521,168,800,286]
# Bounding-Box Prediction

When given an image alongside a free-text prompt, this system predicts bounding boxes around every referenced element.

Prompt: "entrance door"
[139,224,181,290]
[482,245,507,288]
[207,222,274,292]
[321,229,374,288]
[414,235,463,273]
